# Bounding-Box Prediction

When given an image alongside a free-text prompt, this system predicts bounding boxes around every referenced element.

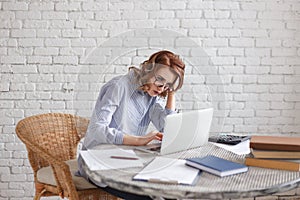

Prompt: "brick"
[182,19,207,28]
[270,102,294,110]
[45,38,70,47]
[19,38,43,47]
[241,2,266,10]
[204,10,230,19]
[245,48,270,57]
[230,38,254,47]
[135,1,160,10]
[84,2,108,11]
[260,94,284,101]
[11,65,37,74]
[23,20,48,28]
[1,56,26,64]
[176,10,202,19]
[271,66,294,75]
[29,2,54,10]
[53,56,78,65]
[34,47,59,55]
[261,57,286,65]
[81,30,107,37]
[245,66,270,74]
[49,20,74,29]
[259,20,285,29]
[189,29,214,37]
[161,1,186,10]
[0,83,9,92]
[55,2,81,11]
[203,38,228,47]
[69,12,94,20]
[149,11,174,19]
[234,20,259,28]
[121,11,148,20]
[37,29,61,38]
[242,29,268,38]
[208,20,233,28]
[3,2,28,11]
[16,11,41,19]
[129,20,155,29]
[41,101,65,109]
[236,57,260,65]
[27,56,52,64]
[216,29,241,37]
[62,30,81,38]
[156,19,180,28]
[187,1,213,9]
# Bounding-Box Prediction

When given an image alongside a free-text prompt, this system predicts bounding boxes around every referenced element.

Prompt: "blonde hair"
[130,50,185,97]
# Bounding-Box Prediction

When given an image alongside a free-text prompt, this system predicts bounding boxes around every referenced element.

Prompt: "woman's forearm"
[165,91,175,111]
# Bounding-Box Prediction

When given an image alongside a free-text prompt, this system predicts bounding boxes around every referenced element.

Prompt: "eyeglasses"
[153,75,174,91]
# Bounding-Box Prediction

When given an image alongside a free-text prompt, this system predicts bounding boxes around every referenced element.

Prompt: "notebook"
[186,155,248,177]
[135,108,213,155]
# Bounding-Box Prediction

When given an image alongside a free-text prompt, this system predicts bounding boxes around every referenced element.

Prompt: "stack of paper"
[133,157,200,185]
[80,148,143,171]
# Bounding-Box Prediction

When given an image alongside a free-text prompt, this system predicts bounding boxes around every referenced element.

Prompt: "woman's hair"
[130,50,185,97]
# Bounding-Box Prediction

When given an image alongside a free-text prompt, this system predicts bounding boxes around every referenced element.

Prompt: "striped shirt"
[82,70,176,150]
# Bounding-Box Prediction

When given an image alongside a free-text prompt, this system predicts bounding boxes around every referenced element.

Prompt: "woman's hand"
[123,131,163,146]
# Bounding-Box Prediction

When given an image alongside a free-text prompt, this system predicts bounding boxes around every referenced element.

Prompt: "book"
[251,148,300,159]
[245,156,300,171]
[185,155,248,177]
[133,157,201,185]
[250,135,300,151]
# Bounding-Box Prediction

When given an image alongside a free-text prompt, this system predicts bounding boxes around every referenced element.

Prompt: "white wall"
[0,0,300,199]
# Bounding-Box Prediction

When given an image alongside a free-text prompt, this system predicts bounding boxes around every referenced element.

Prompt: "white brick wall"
[0,0,300,199]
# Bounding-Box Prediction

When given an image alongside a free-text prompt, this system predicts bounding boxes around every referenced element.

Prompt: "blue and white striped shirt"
[83,70,175,150]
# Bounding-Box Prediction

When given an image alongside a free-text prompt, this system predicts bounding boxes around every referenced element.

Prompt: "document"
[133,157,200,185]
[80,148,143,171]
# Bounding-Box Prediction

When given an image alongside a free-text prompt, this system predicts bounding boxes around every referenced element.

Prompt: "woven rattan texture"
[16,113,119,200]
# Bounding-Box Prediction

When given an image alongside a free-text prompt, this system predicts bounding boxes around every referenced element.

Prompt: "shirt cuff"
[114,131,124,145]
[165,108,177,115]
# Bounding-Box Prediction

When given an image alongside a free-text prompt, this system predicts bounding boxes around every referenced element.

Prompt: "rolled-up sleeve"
[83,81,125,149]
[149,98,176,132]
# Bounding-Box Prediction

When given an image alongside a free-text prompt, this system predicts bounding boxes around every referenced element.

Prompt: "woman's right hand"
[123,131,163,146]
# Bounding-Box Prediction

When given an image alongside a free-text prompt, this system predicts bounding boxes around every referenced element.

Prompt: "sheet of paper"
[80,148,143,171]
[133,157,200,185]
[210,140,250,155]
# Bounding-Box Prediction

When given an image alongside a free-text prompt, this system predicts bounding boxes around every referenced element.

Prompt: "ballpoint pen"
[110,155,139,160]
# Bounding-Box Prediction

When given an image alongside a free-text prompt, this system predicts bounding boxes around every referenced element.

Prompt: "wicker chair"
[15,113,119,200]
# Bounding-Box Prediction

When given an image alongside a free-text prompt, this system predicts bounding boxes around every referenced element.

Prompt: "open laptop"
[135,108,214,155]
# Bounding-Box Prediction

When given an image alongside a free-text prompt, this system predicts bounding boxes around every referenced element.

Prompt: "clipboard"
[133,157,201,185]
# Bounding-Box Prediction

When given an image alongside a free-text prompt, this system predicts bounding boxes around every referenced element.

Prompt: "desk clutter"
[245,135,300,171]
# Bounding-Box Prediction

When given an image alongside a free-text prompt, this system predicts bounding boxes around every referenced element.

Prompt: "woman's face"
[146,66,178,97]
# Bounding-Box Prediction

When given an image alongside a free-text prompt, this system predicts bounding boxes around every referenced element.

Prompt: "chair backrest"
[16,113,89,199]
[16,113,89,169]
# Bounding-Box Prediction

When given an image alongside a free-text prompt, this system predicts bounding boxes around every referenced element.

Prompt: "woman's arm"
[123,131,163,146]
[165,90,175,111]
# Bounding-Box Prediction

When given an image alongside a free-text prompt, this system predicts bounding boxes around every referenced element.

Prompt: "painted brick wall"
[0,0,299,199]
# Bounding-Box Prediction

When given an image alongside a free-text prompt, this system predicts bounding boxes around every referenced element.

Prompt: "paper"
[80,149,143,171]
[133,157,200,185]
[211,140,250,155]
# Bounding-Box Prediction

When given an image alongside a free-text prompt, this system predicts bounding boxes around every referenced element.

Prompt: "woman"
[78,50,185,199]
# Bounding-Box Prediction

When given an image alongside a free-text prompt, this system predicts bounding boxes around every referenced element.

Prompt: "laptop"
[135,108,214,155]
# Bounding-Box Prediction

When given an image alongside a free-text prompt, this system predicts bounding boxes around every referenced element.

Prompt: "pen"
[148,178,178,184]
[110,156,139,160]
